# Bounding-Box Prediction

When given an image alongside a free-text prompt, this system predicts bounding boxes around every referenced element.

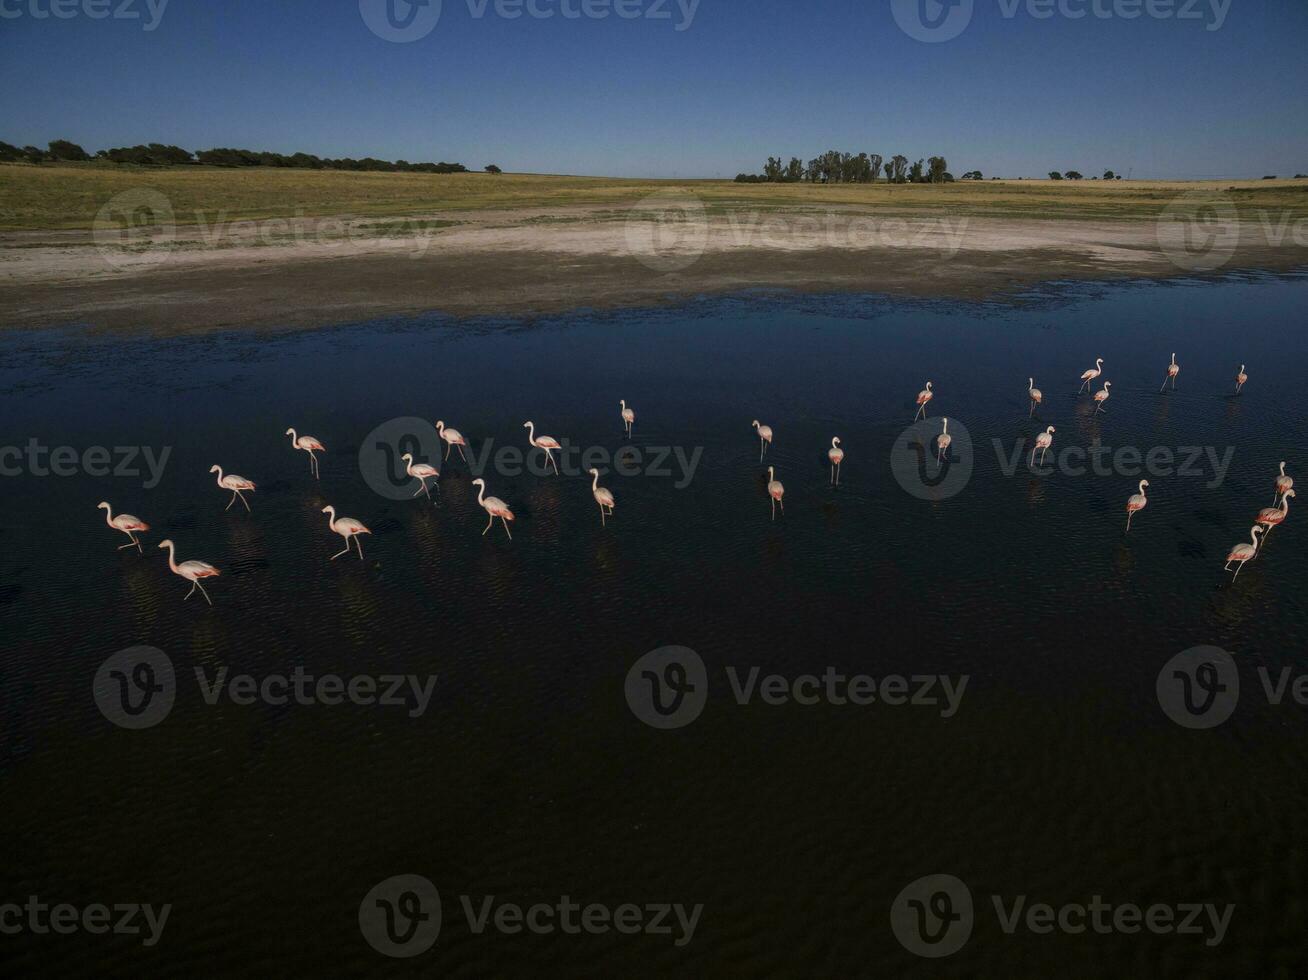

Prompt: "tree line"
[735,151,957,184]
[0,138,472,174]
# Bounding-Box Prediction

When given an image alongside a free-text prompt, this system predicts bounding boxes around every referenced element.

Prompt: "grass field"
[2,162,1307,232]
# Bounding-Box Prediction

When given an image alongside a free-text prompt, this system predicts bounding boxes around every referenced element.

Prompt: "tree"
[890,155,908,183]
[21,145,47,163]
[961,170,983,180]
[1102,170,1116,180]
[928,156,948,184]
[785,157,804,182]
[868,153,883,183]
[0,141,21,161]
[908,159,924,183]
[1064,170,1083,180]
[484,164,502,173]
[1048,171,1063,180]
[47,139,90,161]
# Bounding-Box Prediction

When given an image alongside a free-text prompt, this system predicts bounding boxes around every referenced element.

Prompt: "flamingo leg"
[1127,512,1133,531]
[355,535,366,560]
[1029,448,1035,468]
[483,513,493,535]
[195,580,213,605]
[771,497,776,520]
[550,452,560,476]
[1160,377,1167,392]
[239,491,251,512]
[458,444,467,462]
[225,490,237,511]
[330,541,350,560]
[184,581,197,601]
[836,463,841,486]
[118,538,138,550]
[444,442,452,460]
[1234,561,1244,579]
[1041,447,1049,465]
[600,503,606,527]
[501,516,512,540]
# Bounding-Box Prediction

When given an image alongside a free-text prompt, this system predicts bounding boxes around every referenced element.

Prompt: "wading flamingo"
[286,428,326,478]
[1078,358,1104,394]
[590,468,615,526]
[1255,489,1294,543]
[1235,364,1248,393]
[321,505,371,560]
[523,421,562,475]
[1274,461,1293,505]
[472,478,514,539]
[209,465,256,512]
[436,420,468,462]
[1126,479,1149,531]
[1028,378,1042,416]
[1093,381,1112,415]
[828,437,844,485]
[937,418,952,464]
[914,382,934,421]
[752,420,773,461]
[766,465,785,520]
[401,452,440,501]
[1161,353,1179,391]
[1225,526,1262,579]
[620,400,635,437]
[158,539,219,604]
[1030,426,1055,468]
[97,501,149,553]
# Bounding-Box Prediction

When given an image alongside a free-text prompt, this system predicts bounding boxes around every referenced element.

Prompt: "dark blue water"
[2,275,1307,976]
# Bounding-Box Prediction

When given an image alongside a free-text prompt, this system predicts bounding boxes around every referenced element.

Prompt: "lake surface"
[2,274,1307,976]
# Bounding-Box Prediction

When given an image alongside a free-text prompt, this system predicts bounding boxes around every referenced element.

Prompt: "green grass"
[2,161,1306,232]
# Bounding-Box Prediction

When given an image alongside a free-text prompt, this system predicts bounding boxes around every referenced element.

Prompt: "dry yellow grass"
[2,162,1306,231]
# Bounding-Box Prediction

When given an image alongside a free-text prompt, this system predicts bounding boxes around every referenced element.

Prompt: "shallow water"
[3,275,1307,976]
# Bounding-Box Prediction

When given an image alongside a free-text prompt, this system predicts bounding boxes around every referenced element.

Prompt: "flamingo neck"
[1282,495,1291,515]
[213,466,224,484]
[287,428,297,444]
[591,471,599,492]
[1251,528,1261,546]
[1280,462,1286,477]
[476,483,486,506]
[324,507,336,531]
[102,505,114,525]
[1139,480,1147,494]
[163,541,178,573]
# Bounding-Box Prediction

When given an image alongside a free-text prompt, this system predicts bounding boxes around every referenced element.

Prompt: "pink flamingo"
[620,400,635,437]
[590,468,615,526]
[286,427,326,478]
[321,505,371,560]
[914,381,934,421]
[436,420,468,462]
[1255,489,1294,543]
[1235,364,1248,393]
[752,420,773,461]
[209,465,256,512]
[97,501,149,553]
[1274,461,1293,505]
[1125,479,1149,531]
[828,437,844,485]
[158,539,219,604]
[1078,357,1104,394]
[766,465,785,520]
[401,452,440,501]
[472,478,514,539]
[523,421,562,475]
[1225,526,1262,579]
[1161,353,1179,391]
[1030,426,1055,467]
[1028,378,1042,416]
[1093,381,1112,415]
[937,418,952,464]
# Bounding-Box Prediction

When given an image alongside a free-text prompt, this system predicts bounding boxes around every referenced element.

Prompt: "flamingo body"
[98,501,149,553]
[158,538,219,603]
[524,421,562,475]
[752,420,773,461]
[590,468,616,526]
[210,465,256,512]
[1078,358,1104,393]
[322,505,371,560]
[436,420,469,462]
[472,478,515,539]
[1125,479,1149,531]
[914,382,934,421]
[828,437,844,485]
[620,400,635,437]
[766,465,784,520]
[1225,526,1263,579]
[286,427,326,478]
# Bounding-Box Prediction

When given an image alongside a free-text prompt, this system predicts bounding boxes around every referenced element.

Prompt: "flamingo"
[766,465,785,520]
[589,468,615,526]
[1093,381,1112,415]
[1235,364,1248,393]
[157,539,219,604]
[321,505,371,560]
[1274,461,1293,505]
[1028,378,1042,416]
[1030,426,1055,468]
[472,478,514,539]
[1125,479,1149,531]
[401,453,440,501]
[286,428,326,478]
[1225,526,1263,579]
[937,418,952,464]
[97,501,149,553]
[620,400,635,437]
[209,465,256,512]
[1161,353,1180,391]
[1255,489,1294,544]
[523,421,562,475]
[828,437,844,486]
[914,381,934,421]
[751,420,774,461]
[436,420,468,463]
[1078,358,1104,394]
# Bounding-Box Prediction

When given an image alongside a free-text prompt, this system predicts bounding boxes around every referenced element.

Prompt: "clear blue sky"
[2,0,1305,178]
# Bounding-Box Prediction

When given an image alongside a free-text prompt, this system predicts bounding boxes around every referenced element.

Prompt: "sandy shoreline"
[2,205,1305,333]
